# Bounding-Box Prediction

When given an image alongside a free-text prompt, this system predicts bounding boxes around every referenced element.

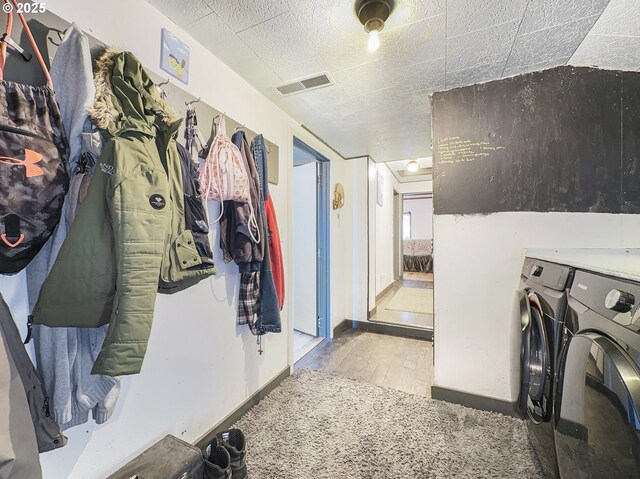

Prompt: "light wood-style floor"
[403,272,434,282]
[370,276,434,329]
[295,329,434,398]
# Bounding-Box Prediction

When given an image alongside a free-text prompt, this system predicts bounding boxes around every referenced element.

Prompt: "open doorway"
[292,138,330,362]
[370,188,434,330]
[401,193,434,284]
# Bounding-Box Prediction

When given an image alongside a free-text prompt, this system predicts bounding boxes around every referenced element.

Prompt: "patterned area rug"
[385,287,434,314]
[234,369,543,479]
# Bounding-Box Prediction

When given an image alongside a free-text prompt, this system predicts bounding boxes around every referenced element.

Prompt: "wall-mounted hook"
[157,78,170,87]
[234,124,246,132]
[185,97,201,108]
[47,28,66,47]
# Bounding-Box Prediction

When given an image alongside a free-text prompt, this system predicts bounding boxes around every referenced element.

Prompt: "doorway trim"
[293,137,331,339]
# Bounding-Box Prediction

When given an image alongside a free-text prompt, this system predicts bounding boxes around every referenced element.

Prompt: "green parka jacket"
[33,49,215,376]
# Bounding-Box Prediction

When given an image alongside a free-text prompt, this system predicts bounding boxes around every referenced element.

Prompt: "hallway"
[295,329,434,397]
[369,277,434,330]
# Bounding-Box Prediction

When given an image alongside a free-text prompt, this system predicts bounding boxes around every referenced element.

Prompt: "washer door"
[554,333,640,478]
[518,289,550,422]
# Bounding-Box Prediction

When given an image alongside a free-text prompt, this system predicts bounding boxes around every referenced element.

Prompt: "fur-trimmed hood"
[89,48,179,134]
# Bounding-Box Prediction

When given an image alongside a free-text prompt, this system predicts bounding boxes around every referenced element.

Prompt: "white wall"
[374,164,397,296]
[403,198,433,240]
[433,212,640,402]
[368,160,377,311]
[292,163,317,336]
[0,1,354,477]
[346,157,368,322]
[397,180,432,194]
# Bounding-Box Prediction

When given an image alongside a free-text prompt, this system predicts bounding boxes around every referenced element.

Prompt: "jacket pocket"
[174,230,202,270]
[183,194,214,264]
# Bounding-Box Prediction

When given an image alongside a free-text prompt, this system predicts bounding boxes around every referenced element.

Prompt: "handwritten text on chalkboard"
[437,137,506,164]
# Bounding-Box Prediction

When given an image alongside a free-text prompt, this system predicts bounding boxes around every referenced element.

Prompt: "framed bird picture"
[160,28,190,84]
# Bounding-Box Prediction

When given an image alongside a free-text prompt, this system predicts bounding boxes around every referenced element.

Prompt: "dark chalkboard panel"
[432,66,640,215]
[622,71,640,214]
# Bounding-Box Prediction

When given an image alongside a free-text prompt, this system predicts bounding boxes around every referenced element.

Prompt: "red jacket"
[265,195,284,309]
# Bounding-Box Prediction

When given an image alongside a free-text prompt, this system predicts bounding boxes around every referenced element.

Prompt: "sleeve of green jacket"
[91,140,170,376]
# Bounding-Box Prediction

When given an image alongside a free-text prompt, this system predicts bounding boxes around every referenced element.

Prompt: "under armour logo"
[0,149,44,177]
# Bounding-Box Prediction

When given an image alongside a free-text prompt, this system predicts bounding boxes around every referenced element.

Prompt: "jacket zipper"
[0,123,55,144]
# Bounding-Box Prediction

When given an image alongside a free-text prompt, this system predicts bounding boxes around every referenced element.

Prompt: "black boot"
[217,429,247,479]
[203,441,232,479]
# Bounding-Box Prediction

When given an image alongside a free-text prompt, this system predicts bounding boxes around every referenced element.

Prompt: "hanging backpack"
[0,2,70,274]
[199,114,259,241]
[200,114,250,204]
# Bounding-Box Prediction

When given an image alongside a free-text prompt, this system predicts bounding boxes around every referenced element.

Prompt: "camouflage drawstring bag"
[0,1,69,274]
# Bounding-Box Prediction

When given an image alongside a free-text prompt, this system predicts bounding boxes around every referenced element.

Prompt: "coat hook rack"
[185,98,201,108]
[47,27,66,47]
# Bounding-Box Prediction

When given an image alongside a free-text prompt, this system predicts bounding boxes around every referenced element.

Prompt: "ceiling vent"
[276,73,333,96]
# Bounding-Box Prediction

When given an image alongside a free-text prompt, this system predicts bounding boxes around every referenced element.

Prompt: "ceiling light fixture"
[407,160,420,173]
[357,0,392,52]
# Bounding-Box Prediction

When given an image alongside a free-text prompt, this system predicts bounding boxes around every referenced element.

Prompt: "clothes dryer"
[554,269,640,478]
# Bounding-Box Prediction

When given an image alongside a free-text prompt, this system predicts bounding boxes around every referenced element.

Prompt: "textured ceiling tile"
[382,14,446,70]
[332,56,445,98]
[447,0,528,37]
[265,92,319,122]
[570,34,640,70]
[237,12,319,69]
[324,89,431,132]
[384,0,446,30]
[588,0,640,36]
[188,13,263,70]
[148,0,213,26]
[568,0,640,70]
[286,0,382,72]
[503,57,570,77]
[293,85,352,114]
[518,0,611,35]
[446,20,520,73]
[375,119,431,143]
[286,0,364,42]
[445,61,504,89]
[380,138,432,162]
[233,58,282,88]
[310,127,381,158]
[315,39,384,72]
[505,16,600,71]
[203,0,289,33]
[274,57,329,82]
[368,141,392,162]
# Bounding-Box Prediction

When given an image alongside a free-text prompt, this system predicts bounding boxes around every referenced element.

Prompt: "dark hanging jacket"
[158,141,216,293]
[0,294,67,457]
[220,131,264,271]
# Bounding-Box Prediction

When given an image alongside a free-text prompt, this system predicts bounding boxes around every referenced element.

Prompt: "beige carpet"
[385,287,433,314]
